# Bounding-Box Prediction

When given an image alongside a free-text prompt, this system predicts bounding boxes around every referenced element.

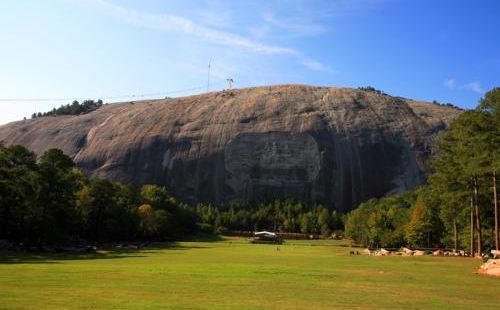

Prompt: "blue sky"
[0,0,499,124]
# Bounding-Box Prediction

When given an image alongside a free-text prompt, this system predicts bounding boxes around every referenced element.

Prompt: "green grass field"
[0,237,498,309]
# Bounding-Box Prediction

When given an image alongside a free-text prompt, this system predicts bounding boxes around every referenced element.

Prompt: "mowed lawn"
[0,238,498,309]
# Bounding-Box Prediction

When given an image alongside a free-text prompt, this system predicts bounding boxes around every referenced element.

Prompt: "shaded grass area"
[0,242,210,264]
[0,237,498,309]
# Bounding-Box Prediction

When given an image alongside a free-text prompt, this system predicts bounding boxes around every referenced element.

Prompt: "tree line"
[357,86,388,95]
[0,144,345,246]
[31,99,103,119]
[346,88,499,254]
[431,100,462,110]
[196,200,344,236]
[0,145,196,246]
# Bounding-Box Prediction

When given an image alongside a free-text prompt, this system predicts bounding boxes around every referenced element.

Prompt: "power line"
[0,84,223,102]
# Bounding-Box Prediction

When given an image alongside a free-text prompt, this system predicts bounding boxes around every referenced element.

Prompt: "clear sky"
[0,0,499,124]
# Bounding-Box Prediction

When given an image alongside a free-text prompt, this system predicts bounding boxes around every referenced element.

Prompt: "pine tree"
[477,87,500,251]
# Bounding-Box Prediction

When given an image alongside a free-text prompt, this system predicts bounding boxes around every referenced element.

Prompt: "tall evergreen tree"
[0,145,38,242]
[477,87,500,251]
[36,149,80,244]
[430,131,468,251]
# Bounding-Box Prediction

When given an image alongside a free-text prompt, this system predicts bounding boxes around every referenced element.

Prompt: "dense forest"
[0,146,197,245]
[346,88,499,254]
[31,99,103,118]
[195,201,343,236]
[0,145,342,246]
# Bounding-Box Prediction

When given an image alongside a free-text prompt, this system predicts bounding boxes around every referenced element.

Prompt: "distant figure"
[276,246,280,251]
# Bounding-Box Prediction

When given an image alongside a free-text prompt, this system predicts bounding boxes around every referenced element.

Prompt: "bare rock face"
[225,132,321,201]
[0,85,461,211]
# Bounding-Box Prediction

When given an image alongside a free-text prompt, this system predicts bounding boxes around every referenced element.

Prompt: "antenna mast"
[207,58,212,93]
[226,78,233,89]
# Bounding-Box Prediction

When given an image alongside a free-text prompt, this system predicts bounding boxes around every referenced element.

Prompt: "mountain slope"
[0,85,461,211]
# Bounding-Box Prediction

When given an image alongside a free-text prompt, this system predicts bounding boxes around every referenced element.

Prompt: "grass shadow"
[179,233,224,243]
[144,241,216,250]
[0,250,146,264]
[0,241,216,264]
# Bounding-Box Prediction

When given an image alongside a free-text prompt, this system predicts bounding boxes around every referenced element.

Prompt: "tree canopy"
[31,99,104,119]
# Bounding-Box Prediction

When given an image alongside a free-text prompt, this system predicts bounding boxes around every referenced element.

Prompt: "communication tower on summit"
[207,59,212,93]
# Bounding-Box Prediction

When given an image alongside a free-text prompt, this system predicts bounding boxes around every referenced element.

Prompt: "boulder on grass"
[380,248,391,256]
[479,259,500,277]
[402,247,414,256]
[433,249,443,256]
[491,250,500,259]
